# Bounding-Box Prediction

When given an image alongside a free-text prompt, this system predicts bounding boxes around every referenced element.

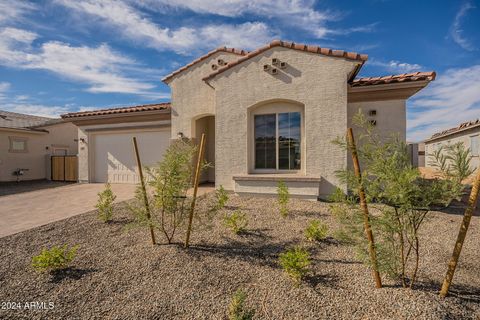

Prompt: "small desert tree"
[331,112,466,288]
[96,183,116,222]
[146,139,199,244]
[277,180,290,217]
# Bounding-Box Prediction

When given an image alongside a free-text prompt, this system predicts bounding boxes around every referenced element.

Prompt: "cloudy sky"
[0,0,478,141]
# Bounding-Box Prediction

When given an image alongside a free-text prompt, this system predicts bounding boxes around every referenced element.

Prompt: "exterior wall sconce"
[79,137,87,143]
[369,110,377,116]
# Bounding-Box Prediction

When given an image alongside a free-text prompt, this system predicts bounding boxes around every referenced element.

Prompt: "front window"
[9,136,28,153]
[254,112,301,170]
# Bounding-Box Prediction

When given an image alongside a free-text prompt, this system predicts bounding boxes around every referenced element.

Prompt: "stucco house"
[62,40,435,199]
[425,119,480,170]
[0,110,78,182]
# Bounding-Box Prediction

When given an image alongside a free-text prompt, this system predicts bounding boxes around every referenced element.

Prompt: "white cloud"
[198,22,274,50]
[407,65,480,141]
[132,0,374,39]
[0,81,10,92]
[0,27,162,96]
[449,1,476,51]
[55,0,370,53]
[368,59,423,74]
[55,0,275,53]
[3,104,72,118]
[0,0,36,24]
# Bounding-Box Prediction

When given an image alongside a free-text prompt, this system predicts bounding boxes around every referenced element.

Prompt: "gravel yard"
[0,194,479,319]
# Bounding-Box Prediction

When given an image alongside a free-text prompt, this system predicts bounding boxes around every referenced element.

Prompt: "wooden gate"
[51,156,78,182]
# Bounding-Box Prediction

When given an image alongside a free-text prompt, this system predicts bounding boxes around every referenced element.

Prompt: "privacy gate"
[51,155,78,182]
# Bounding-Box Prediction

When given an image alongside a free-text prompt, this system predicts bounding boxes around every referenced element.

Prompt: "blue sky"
[0,0,478,141]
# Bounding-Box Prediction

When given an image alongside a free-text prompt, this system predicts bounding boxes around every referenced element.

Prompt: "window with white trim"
[9,136,28,153]
[470,135,479,156]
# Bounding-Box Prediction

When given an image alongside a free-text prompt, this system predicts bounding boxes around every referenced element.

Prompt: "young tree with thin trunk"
[331,112,466,289]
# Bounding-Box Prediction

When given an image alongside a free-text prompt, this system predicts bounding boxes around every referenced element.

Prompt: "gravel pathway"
[0,195,479,319]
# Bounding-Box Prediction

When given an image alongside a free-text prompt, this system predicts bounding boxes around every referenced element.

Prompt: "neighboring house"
[62,40,435,199]
[424,119,480,170]
[0,110,78,182]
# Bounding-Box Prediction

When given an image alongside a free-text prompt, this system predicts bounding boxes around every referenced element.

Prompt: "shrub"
[277,180,289,217]
[223,210,248,234]
[96,183,116,222]
[228,289,255,320]
[213,185,229,210]
[305,220,328,241]
[31,245,78,272]
[331,111,467,288]
[279,246,310,285]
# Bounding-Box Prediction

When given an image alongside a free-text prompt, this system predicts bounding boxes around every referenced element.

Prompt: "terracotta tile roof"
[428,119,480,141]
[351,71,436,87]
[162,47,248,83]
[61,103,171,119]
[202,39,368,81]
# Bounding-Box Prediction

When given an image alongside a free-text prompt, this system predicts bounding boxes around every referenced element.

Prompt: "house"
[424,119,480,169]
[62,40,435,199]
[0,110,78,182]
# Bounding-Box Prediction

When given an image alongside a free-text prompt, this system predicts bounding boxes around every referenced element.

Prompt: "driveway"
[0,183,136,238]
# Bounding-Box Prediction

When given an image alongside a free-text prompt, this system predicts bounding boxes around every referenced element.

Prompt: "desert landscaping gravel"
[0,194,479,319]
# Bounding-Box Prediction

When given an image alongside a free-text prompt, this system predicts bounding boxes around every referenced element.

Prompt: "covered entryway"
[194,115,215,183]
[93,129,170,183]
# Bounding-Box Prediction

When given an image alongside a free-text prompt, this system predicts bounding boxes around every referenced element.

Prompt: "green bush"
[279,246,311,285]
[228,289,255,320]
[223,210,248,234]
[96,183,116,222]
[305,220,328,241]
[31,245,78,272]
[214,185,229,210]
[277,180,289,217]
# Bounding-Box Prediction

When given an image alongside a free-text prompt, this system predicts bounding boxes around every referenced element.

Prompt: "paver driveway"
[0,183,136,238]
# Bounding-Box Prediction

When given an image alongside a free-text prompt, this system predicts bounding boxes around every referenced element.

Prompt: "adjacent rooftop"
[426,119,480,142]
[0,110,61,132]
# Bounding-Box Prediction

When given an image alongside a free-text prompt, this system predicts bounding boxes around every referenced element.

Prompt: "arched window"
[249,101,304,172]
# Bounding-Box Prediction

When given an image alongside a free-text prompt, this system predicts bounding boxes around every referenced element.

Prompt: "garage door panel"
[94,131,170,183]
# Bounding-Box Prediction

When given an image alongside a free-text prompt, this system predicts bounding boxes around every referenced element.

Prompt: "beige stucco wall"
[347,99,406,142]
[168,51,244,139]
[425,126,480,170]
[210,47,359,197]
[0,122,78,181]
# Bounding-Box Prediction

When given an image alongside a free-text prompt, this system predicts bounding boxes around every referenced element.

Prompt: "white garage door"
[93,130,170,183]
